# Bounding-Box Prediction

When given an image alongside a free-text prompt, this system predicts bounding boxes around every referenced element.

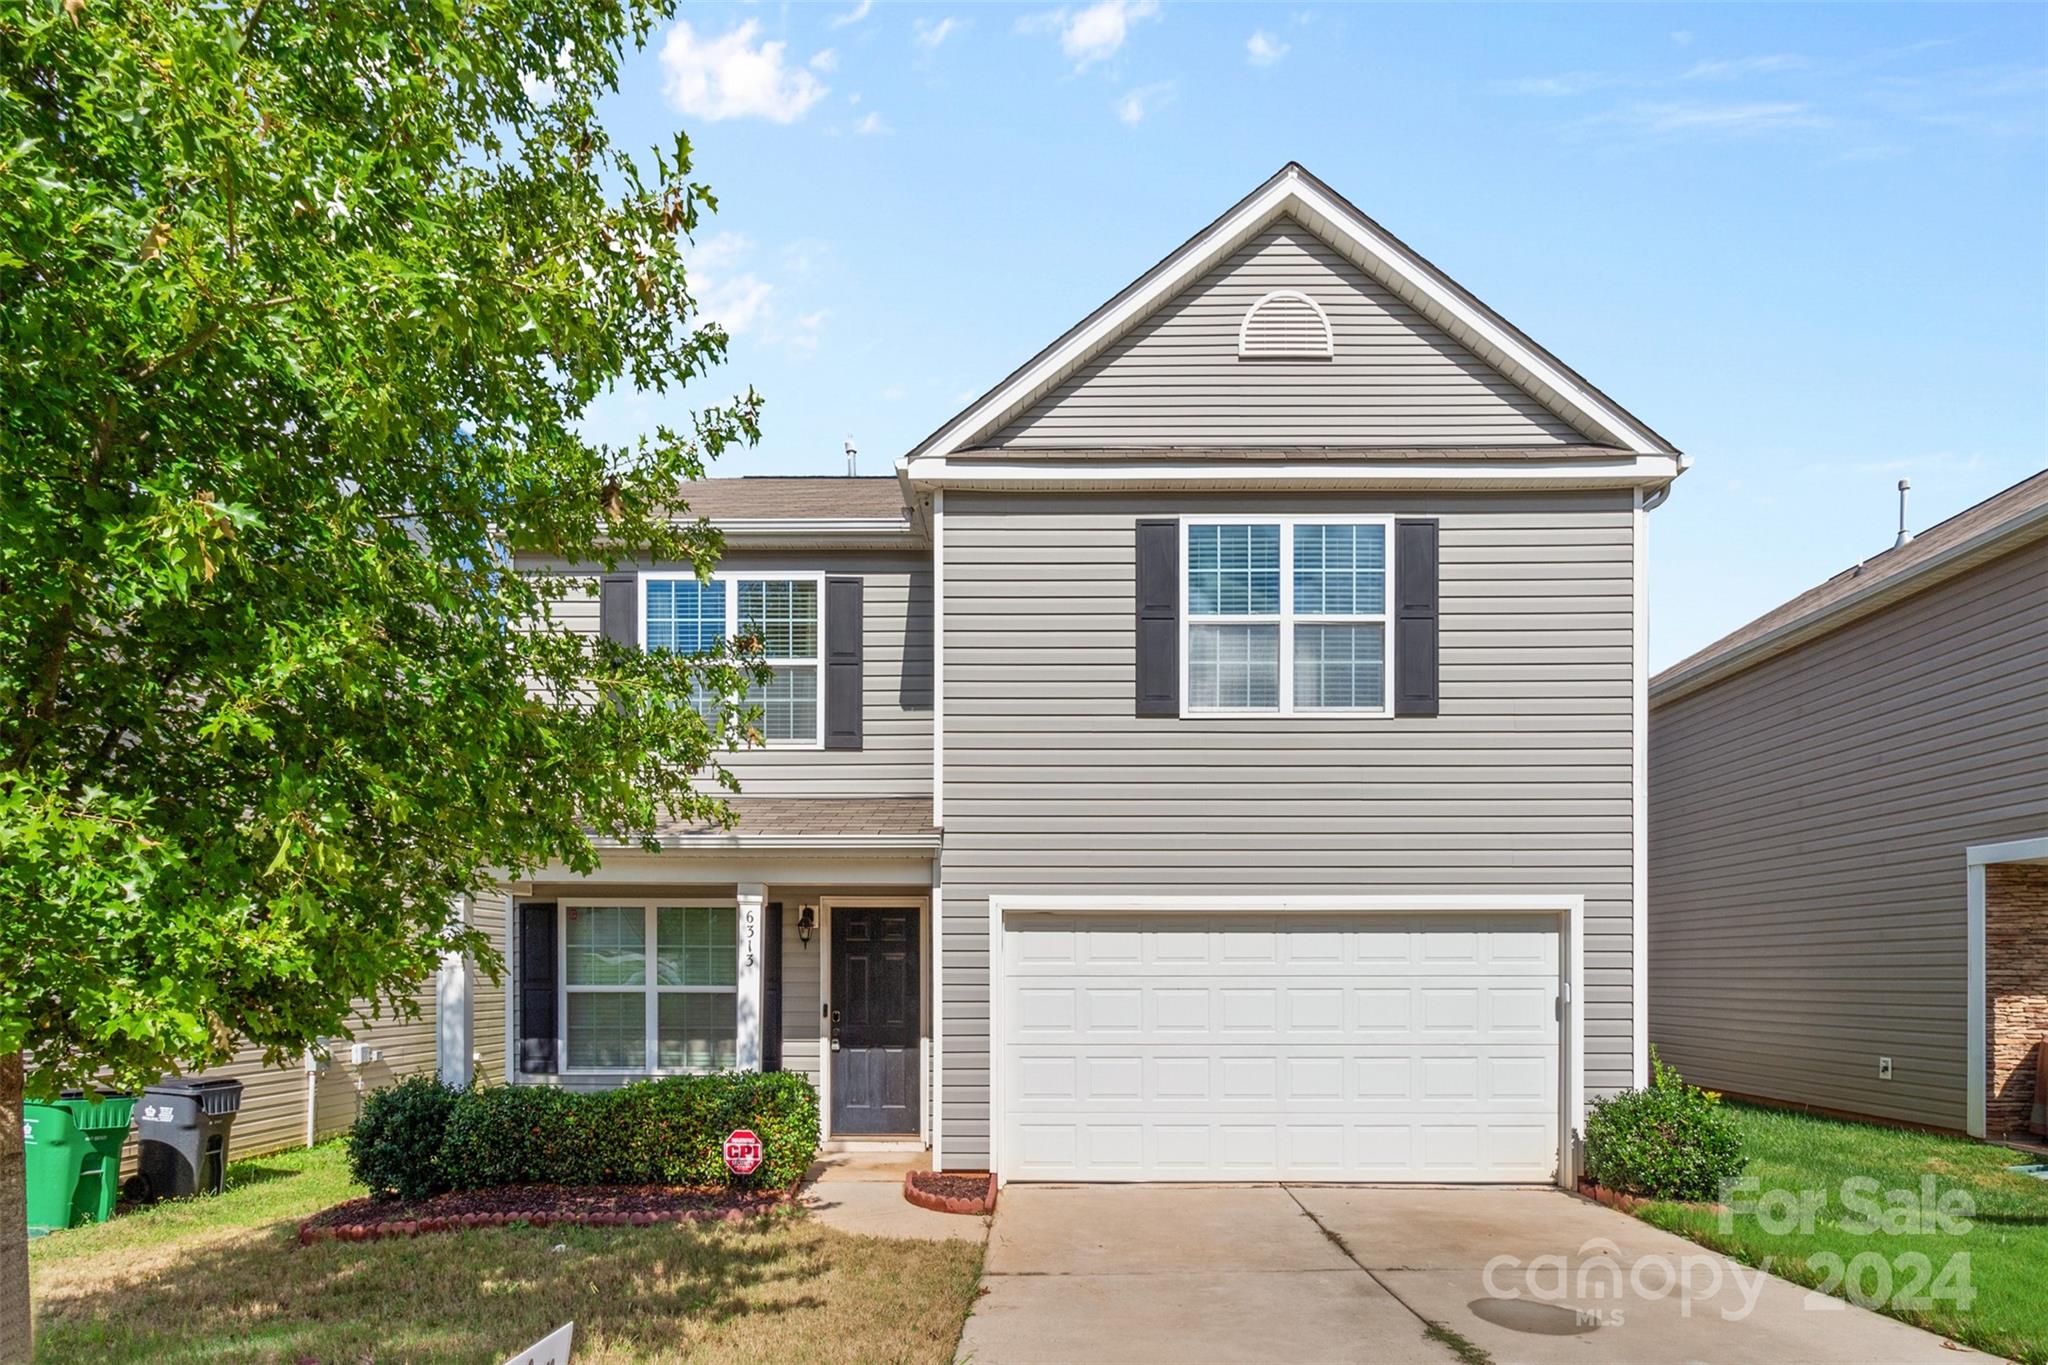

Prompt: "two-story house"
[448,164,1686,1187]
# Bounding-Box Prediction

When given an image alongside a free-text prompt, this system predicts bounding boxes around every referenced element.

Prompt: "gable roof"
[1653,469,2048,704]
[906,163,1679,463]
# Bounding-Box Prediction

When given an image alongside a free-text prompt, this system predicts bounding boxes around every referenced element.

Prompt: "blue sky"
[583,1,2048,669]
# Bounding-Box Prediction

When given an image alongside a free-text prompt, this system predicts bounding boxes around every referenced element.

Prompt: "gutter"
[588,833,944,855]
[1652,496,2048,706]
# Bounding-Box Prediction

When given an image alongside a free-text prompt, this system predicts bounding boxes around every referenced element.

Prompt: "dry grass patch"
[30,1143,983,1364]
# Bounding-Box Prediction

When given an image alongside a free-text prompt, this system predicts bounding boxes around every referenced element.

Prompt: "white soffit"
[906,164,1677,462]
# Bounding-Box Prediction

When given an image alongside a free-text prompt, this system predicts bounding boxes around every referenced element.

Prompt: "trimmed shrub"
[347,1075,461,1201]
[1584,1050,1745,1201]
[436,1071,820,1191]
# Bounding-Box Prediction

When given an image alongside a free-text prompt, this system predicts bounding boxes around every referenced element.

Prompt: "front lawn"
[1634,1102,2048,1364]
[29,1142,984,1364]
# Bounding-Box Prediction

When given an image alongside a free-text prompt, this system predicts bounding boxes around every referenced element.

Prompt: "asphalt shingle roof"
[643,797,936,841]
[1654,468,2048,696]
[668,477,908,520]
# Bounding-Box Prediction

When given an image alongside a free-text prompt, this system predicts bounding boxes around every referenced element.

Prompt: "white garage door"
[999,914,1561,1182]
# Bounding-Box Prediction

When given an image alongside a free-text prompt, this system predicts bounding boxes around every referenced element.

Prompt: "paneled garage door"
[999,914,1562,1182]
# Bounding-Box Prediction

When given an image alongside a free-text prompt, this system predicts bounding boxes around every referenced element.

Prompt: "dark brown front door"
[830,907,920,1135]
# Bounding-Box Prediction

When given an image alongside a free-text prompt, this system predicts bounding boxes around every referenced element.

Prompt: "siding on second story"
[517,545,933,799]
[982,218,1588,450]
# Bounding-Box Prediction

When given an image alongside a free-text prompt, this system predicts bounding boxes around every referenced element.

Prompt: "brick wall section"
[1986,863,2048,1138]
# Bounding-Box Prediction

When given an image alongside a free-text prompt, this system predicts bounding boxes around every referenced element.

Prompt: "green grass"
[29,1142,985,1363]
[1633,1103,2048,1364]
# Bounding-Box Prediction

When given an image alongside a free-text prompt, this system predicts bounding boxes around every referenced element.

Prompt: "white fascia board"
[700,517,925,552]
[909,167,1669,462]
[589,833,944,854]
[905,454,1681,492]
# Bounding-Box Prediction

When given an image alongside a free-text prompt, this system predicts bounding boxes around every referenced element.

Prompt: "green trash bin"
[22,1091,135,1236]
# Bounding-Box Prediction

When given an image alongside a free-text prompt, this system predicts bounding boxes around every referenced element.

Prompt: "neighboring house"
[1650,472,2048,1139]
[452,163,1686,1186]
[141,901,506,1161]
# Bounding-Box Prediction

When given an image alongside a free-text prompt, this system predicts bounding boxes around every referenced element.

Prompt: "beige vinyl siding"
[129,985,445,1166]
[985,219,1585,450]
[472,889,508,1085]
[519,548,932,798]
[1649,538,2048,1130]
[938,489,1639,1167]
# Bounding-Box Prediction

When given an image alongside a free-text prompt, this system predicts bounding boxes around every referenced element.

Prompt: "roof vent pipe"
[1893,479,1915,550]
[845,438,857,477]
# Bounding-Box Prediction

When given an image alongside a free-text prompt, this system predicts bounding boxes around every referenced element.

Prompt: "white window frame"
[1179,514,1395,718]
[558,899,741,1076]
[638,570,827,750]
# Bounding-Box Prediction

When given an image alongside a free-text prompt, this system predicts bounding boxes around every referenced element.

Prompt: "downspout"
[1641,453,1693,512]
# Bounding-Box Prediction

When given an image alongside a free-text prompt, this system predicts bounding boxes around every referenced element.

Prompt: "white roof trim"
[590,833,943,854]
[906,164,1674,462]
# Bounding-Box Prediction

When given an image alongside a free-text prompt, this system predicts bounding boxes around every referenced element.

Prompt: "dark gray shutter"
[763,902,784,1072]
[1394,518,1440,718]
[1135,519,1179,716]
[599,573,637,647]
[824,576,863,750]
[517,901,559,1074]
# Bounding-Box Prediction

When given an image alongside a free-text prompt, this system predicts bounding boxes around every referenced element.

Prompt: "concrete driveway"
[954,1185,1982,1364]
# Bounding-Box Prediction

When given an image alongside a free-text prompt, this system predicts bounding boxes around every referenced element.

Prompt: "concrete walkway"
[955,1185,1984,1364]
[799,1150,988,1243]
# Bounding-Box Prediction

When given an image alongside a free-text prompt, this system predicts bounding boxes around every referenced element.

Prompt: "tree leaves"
[0,0,758,1094]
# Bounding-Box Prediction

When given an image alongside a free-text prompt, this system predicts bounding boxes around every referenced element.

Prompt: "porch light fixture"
[796,904,817,947]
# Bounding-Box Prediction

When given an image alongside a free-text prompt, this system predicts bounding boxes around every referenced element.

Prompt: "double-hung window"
[1183,516,1393,716]
[561,902,738,1073]
[641,572,823,746]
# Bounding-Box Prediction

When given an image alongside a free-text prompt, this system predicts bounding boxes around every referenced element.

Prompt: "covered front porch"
[470,798,942,1148]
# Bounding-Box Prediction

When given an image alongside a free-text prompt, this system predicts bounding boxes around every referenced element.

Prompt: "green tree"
[0,1,758,1350]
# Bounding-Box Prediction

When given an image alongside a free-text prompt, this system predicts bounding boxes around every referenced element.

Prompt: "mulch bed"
[298,1182,795,1245]
[1577,1180,1726,1216]
[903,1169,996,1215]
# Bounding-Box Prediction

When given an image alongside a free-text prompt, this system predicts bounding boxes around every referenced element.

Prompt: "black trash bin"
[127,1077,245,1202]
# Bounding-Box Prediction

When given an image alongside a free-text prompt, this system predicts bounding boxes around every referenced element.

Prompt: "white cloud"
[1020,0,1159,72]
[1114,80,1175,125]
[686,234,825,356]
[1246,30,1288,67]
[1502,71,1622,97]
[659,20,829,124]
[854,110,890,135]
[1587,100,1830,137]
[1671,29,1695,46]
[810,48,839,73]
[880,385,907,402]
[828,0,872,28]
[1683,54,1808,81]
[914,16,963,50]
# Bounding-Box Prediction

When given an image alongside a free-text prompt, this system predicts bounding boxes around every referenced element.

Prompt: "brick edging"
[902,1170,996,1215]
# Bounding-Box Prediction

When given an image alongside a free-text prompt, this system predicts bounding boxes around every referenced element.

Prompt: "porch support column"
[736,883,768,1072]
[437,892,475,1088]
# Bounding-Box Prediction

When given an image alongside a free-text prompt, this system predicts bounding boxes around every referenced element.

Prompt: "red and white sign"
[723,1128,763,1177]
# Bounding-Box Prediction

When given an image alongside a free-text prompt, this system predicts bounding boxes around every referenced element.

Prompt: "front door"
[830,907,921,1135]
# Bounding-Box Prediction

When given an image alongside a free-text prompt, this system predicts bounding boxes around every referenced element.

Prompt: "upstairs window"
[1183,518,1391,716]
[642,573,822,747]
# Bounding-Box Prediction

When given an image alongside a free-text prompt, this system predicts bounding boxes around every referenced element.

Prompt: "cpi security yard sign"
[723,1129,763,1177]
